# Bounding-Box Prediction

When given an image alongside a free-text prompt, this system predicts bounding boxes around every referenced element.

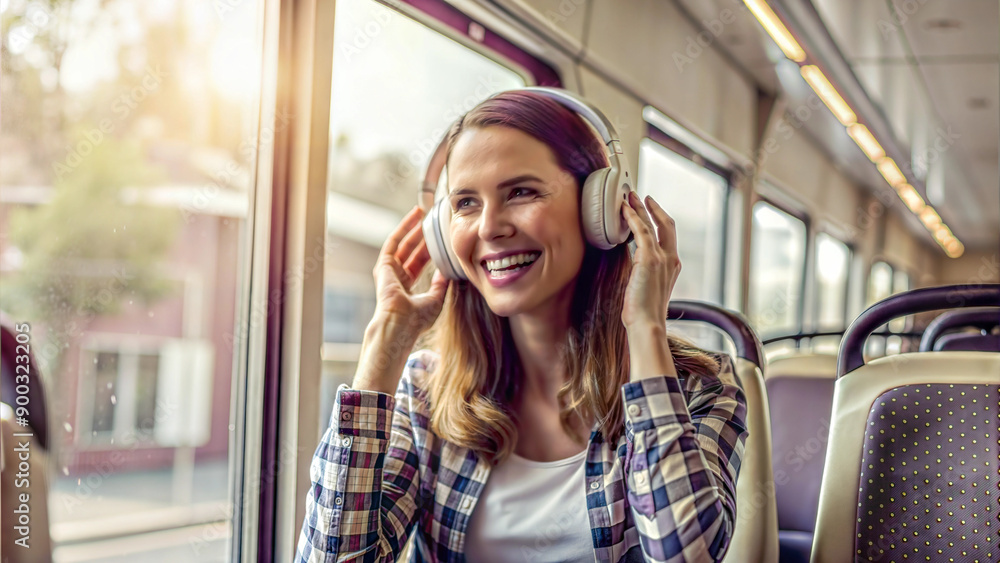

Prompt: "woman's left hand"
[621,191,681,331]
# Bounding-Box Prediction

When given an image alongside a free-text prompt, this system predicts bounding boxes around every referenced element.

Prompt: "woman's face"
[447,126,585,319]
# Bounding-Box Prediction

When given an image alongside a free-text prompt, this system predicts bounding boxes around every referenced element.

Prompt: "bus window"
[723,189,744,312]
[637,139,727,303]
[886,269,912,348]
[888,269,911,332]
[810,233,851,354]
[866,261,894,356]
[320,0,526,433]
[0,0,263,559]
[748,201,807,338]
[815,233,851,330]
[867,261,894,306]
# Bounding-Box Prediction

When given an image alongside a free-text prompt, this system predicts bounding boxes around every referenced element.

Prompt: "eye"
[511,187,534,198]
[454,197,474,210]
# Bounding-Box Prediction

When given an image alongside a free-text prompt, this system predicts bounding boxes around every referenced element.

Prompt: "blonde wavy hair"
[414,91,718,465]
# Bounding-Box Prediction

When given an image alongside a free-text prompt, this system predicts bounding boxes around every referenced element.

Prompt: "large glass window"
[867,261,894,307]
[888,269,912,333]
[748,201,807,338]
[320,0,526,432]
[637,139,727,303]
[0,0,262,559]
[815,233,851,330]
[865,261,895,357]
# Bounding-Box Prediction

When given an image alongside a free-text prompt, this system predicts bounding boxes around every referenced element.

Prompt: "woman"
[296,91,748,562]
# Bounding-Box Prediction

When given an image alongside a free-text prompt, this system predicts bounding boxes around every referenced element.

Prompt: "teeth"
[486,252,540,271]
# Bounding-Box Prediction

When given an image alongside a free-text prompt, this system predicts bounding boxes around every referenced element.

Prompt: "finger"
[644,196,678,257]
[624,194,656,249]
[402,238,432,284]
[395,220,424,265]
[380,206,423,260]
[426,268,450,301]
[629,191,656,232]
[375,255,411,287]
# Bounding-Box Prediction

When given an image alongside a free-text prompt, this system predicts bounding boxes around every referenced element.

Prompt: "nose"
[477,200,515,241]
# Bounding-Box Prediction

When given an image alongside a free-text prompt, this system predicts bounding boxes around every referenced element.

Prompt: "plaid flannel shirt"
[296,348,747,563]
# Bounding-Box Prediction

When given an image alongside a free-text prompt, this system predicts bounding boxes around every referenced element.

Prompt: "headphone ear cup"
[581,167,629,250]
[422,199,467,281]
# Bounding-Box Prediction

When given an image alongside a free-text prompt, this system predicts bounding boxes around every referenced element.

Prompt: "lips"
[479,249,542,265]
[481,252,541,288]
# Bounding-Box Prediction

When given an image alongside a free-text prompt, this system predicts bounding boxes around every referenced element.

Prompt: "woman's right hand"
[371,205,451,338]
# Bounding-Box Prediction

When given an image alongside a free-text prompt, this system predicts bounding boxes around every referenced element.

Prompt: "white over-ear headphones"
[418,87,633,281]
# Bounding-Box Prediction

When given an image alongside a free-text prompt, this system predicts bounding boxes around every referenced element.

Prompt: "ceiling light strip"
[743,0,806,62]
[745,1,965,258]
[800,65,857,126]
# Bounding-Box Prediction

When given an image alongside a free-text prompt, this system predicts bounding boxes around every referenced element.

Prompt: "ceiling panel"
[671,0,998,250]
[812,0,908,59]
[892,0,999,58]
[673,0,781,91]
[919,63,999,146]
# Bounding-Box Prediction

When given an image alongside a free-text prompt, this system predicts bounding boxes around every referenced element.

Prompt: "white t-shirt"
[464,448,594,562]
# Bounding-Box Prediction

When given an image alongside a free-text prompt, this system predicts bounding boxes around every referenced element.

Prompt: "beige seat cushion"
[724,357,779,563]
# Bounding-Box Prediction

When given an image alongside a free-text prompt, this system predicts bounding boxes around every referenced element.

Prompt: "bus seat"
[919,307,1000,352]
[812,285,1000,563]
[667,301,778,563]
[933,331,1000,352]
[764,354,838,563]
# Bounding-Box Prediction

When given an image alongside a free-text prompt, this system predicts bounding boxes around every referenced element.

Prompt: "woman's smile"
[482,251,542,288]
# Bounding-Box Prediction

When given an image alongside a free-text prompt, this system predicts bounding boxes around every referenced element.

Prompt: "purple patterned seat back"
[934,333,1000,352]
[855,383,997,562]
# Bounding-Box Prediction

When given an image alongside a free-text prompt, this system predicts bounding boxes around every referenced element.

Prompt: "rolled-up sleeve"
[621,356,748,562]
[296,355,428,563]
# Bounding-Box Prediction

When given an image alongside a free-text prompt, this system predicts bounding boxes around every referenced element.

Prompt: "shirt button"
[635,473,646,485]
[334,496,343,506]
[341,411,353,422]
[590,480,600,490]
[461,499,472,510]
[627,404,641,417]
[341,436,352,447]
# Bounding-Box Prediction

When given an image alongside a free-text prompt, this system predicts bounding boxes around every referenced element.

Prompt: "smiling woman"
[296,89,748,563]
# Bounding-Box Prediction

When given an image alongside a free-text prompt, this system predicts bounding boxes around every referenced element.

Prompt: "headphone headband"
[419,87,626,212]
